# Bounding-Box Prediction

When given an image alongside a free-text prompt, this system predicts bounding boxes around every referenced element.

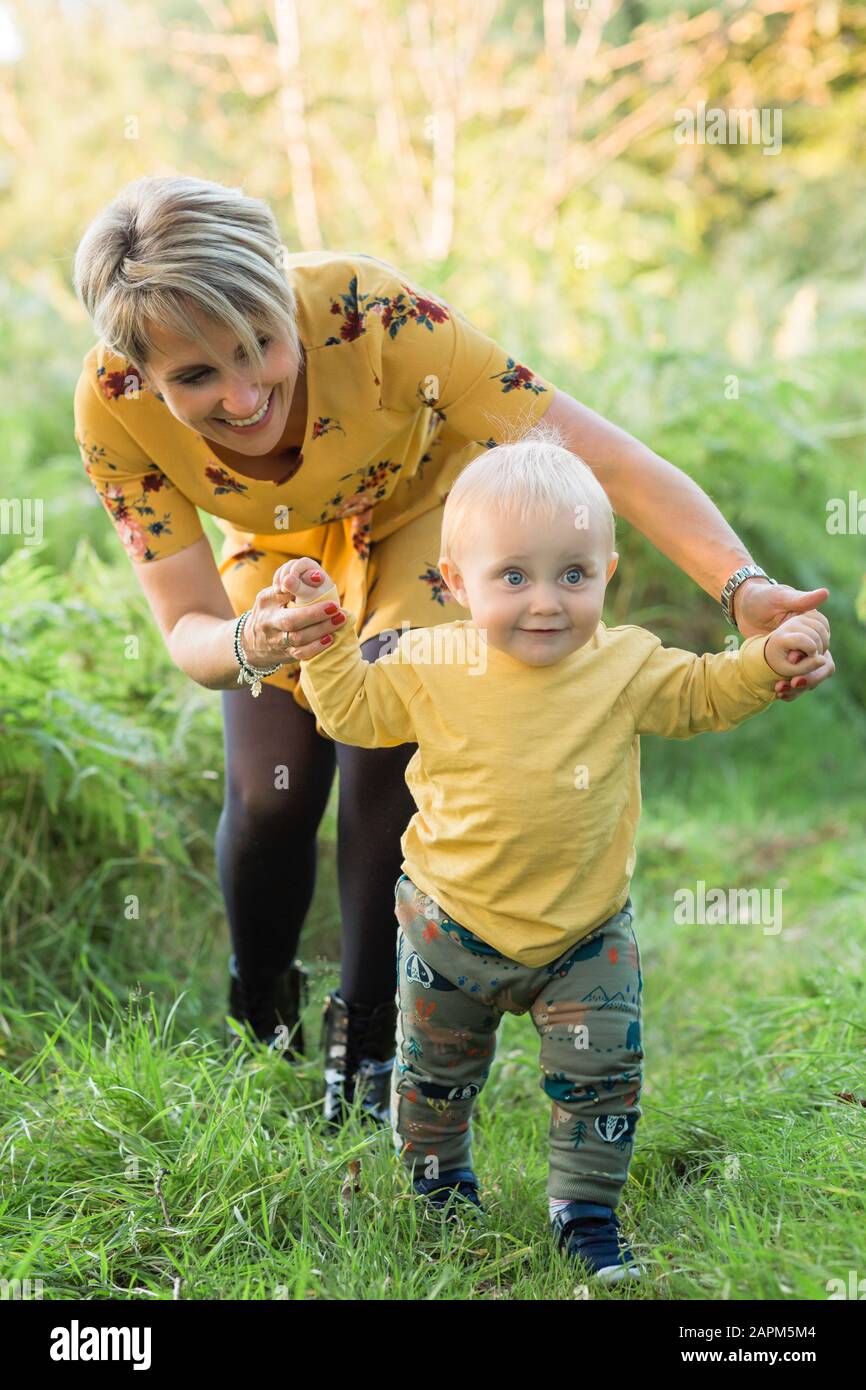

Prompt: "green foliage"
[1,0,864,1302]
[0,540,224,969]
[595,338,866,701]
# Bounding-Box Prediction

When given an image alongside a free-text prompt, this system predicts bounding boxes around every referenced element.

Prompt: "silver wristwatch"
[720,565,777,629]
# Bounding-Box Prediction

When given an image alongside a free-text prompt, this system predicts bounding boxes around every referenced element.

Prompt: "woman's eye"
[564,567,584,584]
[244,336,272,359]
[180,336,271,386]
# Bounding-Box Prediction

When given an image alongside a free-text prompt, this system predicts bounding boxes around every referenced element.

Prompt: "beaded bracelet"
[233,609,283,697]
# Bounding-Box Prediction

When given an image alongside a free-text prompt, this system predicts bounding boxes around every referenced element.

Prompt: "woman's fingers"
[289,630,339,660]
[247,575,345,665]
[280,602,347,657]
[280,598,343,634]
[775,649,835,699]
[287,613,347,660]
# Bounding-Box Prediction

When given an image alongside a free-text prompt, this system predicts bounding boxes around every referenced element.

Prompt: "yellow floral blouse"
[73,251,556,717]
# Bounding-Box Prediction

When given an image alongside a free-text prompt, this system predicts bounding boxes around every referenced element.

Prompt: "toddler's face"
[439,505,618,667]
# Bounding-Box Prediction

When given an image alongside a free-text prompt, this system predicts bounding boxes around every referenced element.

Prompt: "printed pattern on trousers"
[390,873,643,1206]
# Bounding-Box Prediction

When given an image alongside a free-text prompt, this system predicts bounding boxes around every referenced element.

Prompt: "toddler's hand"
[764,610,831,680]
[273,557,338,606]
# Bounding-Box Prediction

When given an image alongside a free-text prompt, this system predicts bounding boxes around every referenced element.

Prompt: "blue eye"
[564,567,583,584]
[503,570,524,586]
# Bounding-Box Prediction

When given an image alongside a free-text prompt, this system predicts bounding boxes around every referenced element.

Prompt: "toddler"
[277,421,829,1283]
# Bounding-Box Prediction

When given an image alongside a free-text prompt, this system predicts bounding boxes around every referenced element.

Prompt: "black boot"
[227,955,308,1061]
[320,989,396,1127]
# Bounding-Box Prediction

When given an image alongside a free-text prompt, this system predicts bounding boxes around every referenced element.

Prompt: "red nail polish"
[310,570,323,582]
[331,614,346,625]
[324,603,338,614]
[321,634,332,645]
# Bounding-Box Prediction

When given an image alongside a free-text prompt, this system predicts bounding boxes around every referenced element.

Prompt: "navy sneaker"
[551,1201,643,1284]
[413,1167,484,1219]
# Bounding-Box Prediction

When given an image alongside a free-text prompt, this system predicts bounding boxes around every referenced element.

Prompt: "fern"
[0,542,225,954]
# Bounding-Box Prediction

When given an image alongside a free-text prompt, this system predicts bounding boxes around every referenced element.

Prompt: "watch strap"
[721,565,778,629]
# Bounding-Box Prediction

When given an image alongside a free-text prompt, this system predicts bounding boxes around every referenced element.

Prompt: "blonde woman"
[71,174,834,1127]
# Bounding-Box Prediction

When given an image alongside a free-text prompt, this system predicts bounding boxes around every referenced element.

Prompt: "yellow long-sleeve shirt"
[299,585,782,966]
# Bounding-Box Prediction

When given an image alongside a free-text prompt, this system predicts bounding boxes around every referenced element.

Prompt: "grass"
[2,684,864,1301]
[1,243,864,1298]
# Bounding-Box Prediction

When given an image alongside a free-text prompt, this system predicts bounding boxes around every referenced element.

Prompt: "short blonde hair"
[440,416,616,569]
[72,174,300,380]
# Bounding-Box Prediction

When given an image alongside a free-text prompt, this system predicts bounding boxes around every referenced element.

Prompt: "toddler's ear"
[437,555,466,605]
[606,552,619,582]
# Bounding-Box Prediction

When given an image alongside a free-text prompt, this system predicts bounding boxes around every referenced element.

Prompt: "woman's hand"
[274,557,339,605]
[240,559,347,668]
[273,557,349,660]
[734,579,835,702]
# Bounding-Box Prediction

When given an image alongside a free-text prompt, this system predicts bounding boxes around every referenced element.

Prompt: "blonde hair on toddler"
[440,414,616,568]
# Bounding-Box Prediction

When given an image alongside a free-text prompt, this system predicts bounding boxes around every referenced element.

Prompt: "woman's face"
[139,316,304,455]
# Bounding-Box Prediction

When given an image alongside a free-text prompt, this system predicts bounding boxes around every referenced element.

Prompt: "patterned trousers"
[390,873,644,1206]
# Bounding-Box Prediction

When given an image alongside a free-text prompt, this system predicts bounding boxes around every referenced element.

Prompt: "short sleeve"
[367,261,556,445]
[73,354,205,564]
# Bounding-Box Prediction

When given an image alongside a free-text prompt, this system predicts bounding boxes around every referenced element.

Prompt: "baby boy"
[275,421,829,1283]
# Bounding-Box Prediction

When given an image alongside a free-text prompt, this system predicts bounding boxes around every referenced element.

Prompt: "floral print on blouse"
[73,251,555,589]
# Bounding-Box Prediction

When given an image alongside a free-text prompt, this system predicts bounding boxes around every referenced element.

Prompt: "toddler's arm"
[274,557,421,748]
[626,612,831,739]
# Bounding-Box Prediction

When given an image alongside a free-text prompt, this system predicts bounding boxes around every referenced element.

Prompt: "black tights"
[215,635,417,1007]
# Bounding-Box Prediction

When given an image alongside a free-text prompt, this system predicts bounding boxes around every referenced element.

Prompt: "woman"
[71,174,834,1126]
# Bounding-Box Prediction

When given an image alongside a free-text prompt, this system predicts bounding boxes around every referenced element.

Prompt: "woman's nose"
[220,380,263,418]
